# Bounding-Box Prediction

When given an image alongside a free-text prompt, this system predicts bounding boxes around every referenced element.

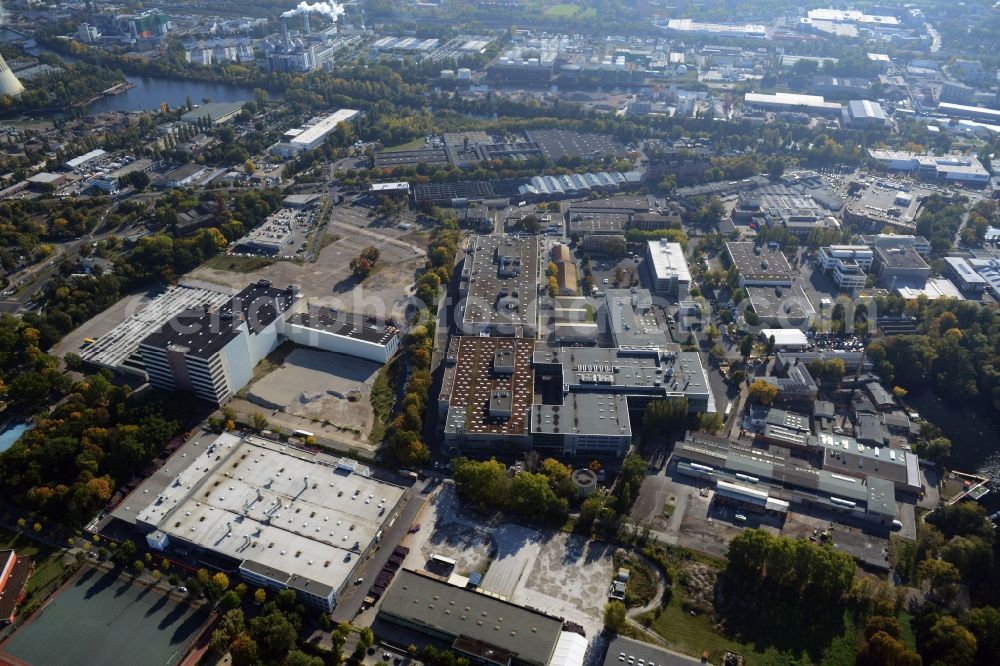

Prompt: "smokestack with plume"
[281,1,345,23]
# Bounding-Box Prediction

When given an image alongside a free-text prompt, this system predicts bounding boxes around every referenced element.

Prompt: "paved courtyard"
[247,348,381,438]
[400,484,614,637]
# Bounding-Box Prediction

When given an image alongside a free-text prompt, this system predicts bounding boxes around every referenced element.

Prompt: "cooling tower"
[0,55,24,97]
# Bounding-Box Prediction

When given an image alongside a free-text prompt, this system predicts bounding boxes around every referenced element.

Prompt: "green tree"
[923,615,977,666]
[748,380,778,405]
[230,633,259,666]
[604,600,627,633]
[249,610,297,663]
[643,398,689,437]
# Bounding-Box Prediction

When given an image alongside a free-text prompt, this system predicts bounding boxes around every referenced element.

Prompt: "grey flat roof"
[525,129,626,160]
[875,245,928,269]
[554,346,709,400]
[379,569,563,666]
[604,636,702,666]
[746,284,815,321]
[726,242,793,281]
[285,306,398,345]
[181,101,246,122]
[531,392,632,437]
[462,235,539,331]
[604,288,668,348]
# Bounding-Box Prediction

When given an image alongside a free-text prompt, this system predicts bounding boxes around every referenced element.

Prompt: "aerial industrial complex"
[116,433,405,612]
[3,2,1000,664]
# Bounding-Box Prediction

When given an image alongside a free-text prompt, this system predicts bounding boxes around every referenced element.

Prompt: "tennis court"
[0,567,210,666]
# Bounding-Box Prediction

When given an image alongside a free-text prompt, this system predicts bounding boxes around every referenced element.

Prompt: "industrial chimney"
[281,17,290,46]
[0,55,24,98]
[303,12,311,34]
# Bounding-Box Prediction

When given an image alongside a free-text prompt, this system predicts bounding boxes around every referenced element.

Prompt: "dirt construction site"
[187,228,426,316]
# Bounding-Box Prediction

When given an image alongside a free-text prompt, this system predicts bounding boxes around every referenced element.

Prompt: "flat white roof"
[896,277,964,300]
[65,149,107,168]
[290,109,360,147]
[645,240,691,284]
[745,92,841,111]
[134,434,404,594]
[549,632,588,666]
[370,182,410,192]
[760,328,808,346]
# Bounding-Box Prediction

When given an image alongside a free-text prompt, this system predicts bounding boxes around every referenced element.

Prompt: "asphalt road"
[331,478,430,623]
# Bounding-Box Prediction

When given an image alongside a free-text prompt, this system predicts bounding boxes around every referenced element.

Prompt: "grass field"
[203,253,275,273]
[541,3,595,18]
[641,598,861,666]
[637,545,861,665]
[383,138,428,153]
[0,529,70,599]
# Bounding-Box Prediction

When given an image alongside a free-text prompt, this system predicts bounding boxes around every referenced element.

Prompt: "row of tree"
[385,215,460,466]
[452,457,576,523]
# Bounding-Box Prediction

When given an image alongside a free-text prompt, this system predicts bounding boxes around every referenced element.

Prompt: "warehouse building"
[139,280,298,404]
[377,569,565,666]
[744,92,843,116]
[868,150,990,187]
[283,307,399,363]
[644,240,691,301]
[603,637,701,666]
[180,101,246,126]
[671,434,899,527]
[845,100,887,127]
[270,109,361,157]
[129,433,405,612]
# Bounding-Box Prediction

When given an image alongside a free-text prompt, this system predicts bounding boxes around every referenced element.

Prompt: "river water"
[85,76,258,114]
[906,390,1000,505]
[0,29,259,113]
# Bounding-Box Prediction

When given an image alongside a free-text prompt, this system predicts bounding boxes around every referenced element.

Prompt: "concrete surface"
[247,348,380,438]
